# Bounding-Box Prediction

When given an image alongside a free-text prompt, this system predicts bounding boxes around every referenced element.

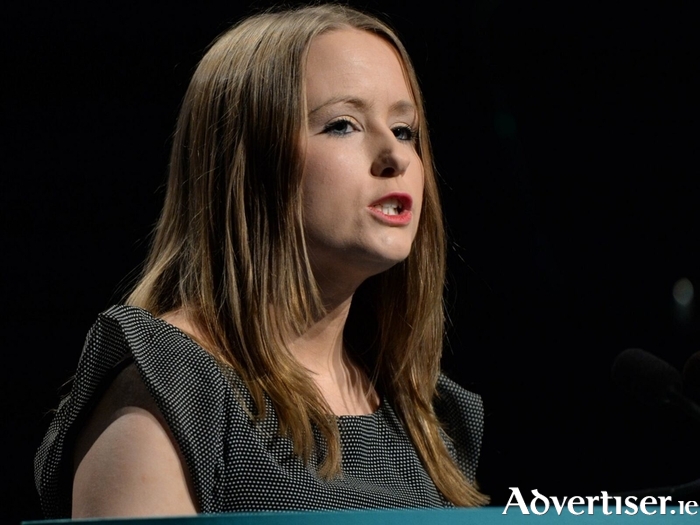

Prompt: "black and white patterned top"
[34,305,484,518]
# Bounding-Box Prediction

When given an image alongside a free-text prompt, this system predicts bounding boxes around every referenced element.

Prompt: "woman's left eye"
[393,125,417,142]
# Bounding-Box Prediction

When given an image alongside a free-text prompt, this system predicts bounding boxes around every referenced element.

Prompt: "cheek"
[301,149,330,212]
[303,143,345,186]
[301,156,346,230]
[301,145,362,209]
[411,160,426,224]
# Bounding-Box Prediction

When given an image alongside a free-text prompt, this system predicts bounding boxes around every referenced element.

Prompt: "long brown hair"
[127,3,487,507]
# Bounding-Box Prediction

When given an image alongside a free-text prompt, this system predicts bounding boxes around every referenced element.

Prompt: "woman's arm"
[72,363,198,517]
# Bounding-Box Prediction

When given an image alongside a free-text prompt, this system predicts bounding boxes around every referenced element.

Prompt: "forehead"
[304,28,413,104]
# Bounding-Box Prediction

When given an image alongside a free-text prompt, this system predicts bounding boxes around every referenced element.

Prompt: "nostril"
[371,147,408,178]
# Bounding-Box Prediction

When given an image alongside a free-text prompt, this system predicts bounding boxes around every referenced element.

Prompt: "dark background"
[3,1,699,523]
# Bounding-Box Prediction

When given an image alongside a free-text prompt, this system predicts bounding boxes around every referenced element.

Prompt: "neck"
[287,293,352,377]
[287,286,379,415]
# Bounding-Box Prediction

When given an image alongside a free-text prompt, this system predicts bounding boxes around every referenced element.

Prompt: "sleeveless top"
[34,305,484,518]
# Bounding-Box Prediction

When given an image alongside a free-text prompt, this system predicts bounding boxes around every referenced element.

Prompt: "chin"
[362,246,413,276]
[307,236,415,284]
[376,237,414,263]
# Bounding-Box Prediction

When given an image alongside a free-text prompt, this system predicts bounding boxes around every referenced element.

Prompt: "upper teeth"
[374,198,402,215]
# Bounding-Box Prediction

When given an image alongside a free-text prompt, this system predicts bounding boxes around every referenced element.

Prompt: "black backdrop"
[3,1,700,522]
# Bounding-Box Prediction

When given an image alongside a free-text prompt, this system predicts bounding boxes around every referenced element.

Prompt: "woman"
[35,3,489,517]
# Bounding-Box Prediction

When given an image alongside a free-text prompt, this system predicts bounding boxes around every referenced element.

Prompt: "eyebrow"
[308,96,416,117]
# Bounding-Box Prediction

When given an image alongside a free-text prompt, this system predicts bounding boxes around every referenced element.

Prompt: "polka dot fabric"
[34,305,483,518]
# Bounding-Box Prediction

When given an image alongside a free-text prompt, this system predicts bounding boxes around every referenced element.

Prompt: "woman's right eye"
[322,118,357,136]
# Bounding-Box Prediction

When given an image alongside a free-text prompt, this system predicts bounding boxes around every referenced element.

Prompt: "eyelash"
[322,118,418,143]
[322,119,358,136]
[393,125,418,143]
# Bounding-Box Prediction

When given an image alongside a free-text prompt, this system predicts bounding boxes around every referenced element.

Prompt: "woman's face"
[301,28,424,287]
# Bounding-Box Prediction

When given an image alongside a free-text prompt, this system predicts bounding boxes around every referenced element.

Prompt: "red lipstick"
[367,192,413,225]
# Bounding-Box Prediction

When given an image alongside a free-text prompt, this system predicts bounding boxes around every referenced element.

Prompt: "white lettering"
[503,487,529,515]
[530,489,550,515]
[586,495,600,514]
[640,496,657,515]
[685,501,698,515]
[550,495,568,515]
[500,488,681,516]
[567,496,585,516]
[614,496,622,514]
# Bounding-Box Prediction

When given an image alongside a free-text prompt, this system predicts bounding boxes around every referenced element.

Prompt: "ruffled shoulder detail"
[35,305,486,516]
[34,305,234,518]
[434,374,484,483]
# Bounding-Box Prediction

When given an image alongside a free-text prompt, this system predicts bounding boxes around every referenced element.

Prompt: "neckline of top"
[111,304,385,420]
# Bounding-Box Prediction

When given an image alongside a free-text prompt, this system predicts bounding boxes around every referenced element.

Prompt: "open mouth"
[368,193,413,224]
[371,198,404,216]
[369,193,412,214]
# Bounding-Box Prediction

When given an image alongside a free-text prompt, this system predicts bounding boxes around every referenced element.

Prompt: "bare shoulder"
[72,363,198,518]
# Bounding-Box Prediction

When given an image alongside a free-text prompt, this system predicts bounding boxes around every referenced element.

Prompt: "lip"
[367,192,413,225]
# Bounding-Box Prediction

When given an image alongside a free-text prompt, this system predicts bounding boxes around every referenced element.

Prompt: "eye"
[322,118,358,137]
[392,125,418,143]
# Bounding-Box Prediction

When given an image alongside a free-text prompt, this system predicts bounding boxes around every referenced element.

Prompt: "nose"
[370,131,411,178]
